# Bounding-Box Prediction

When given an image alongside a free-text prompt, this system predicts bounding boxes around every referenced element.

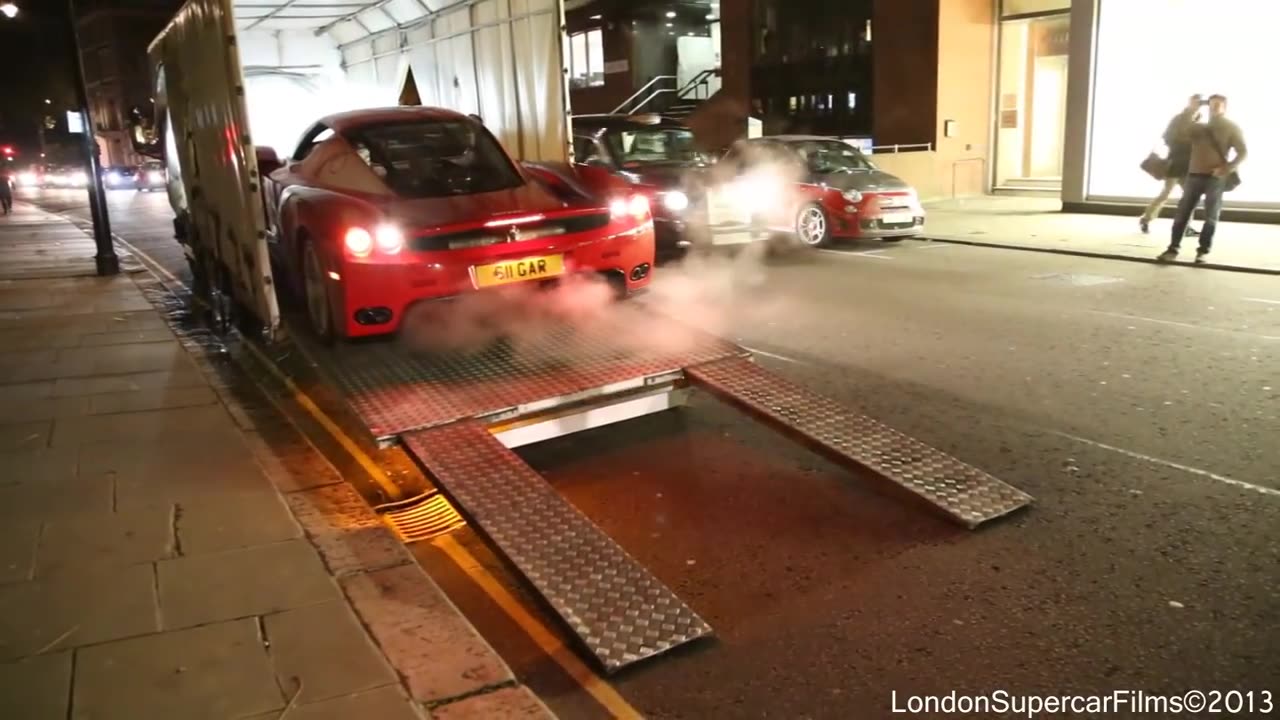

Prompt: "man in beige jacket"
[1159,94,1247,263]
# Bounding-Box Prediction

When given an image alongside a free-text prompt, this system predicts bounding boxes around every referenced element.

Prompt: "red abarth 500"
[719,136,926,247]
[258,107,655,342]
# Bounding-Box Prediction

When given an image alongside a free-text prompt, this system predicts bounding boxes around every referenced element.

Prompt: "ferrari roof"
[320,105,470,132]
[232,0,464,44]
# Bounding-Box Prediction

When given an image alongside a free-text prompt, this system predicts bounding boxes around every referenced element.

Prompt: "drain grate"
[376,490,467,543]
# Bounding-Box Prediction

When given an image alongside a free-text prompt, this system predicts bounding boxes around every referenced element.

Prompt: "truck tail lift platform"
[292,301,1032,672]
[145,0,1033,676]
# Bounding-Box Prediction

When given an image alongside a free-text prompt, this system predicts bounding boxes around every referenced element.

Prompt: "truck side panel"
[150,0,280,337]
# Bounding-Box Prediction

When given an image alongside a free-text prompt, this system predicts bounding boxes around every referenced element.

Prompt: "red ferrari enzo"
[259,107,655,341]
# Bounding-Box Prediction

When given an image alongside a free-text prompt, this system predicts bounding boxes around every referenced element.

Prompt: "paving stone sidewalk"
[921,195,1280,274]
[0,202,556,719]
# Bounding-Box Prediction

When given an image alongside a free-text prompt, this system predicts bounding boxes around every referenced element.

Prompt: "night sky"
[0,1,81,160]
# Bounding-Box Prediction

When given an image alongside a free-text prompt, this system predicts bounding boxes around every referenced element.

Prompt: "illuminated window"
[569,29,605,89]
[1087,0,1279,204]
[848,92,857,109]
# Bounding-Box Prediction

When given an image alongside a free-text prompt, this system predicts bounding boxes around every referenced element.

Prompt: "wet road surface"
[25,188,1280,719]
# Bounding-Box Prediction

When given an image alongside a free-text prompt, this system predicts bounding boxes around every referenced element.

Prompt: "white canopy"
[231,0,567,162]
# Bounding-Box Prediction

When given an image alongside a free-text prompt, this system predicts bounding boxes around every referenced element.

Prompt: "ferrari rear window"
[349,120,522,199]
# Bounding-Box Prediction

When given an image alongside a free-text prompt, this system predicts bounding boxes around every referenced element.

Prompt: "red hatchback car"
[259,107,655,341]
[720,136,925,247]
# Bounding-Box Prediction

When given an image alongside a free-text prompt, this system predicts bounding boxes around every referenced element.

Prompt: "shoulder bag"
[1206,128,1242,192]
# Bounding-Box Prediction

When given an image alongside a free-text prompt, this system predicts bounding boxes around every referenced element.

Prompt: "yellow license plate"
[473,255,565,288]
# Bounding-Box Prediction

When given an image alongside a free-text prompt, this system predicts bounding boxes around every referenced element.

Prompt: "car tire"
[301,240,337,344]
[881,237,905,243]
[795,204,831,247]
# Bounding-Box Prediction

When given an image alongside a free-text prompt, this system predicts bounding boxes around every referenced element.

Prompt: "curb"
[120,249,559,719]
[920,234,1280,277]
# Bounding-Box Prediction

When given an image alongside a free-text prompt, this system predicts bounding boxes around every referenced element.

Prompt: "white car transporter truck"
[142,0,1032,673]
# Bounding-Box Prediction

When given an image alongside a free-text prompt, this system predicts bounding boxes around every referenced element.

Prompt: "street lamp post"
[64,0,117,275]
[2,1,118,276]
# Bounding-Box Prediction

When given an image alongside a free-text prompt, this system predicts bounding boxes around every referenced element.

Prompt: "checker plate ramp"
[686,357,1033,528]
[401,420,714,673]
[294,303,745,441]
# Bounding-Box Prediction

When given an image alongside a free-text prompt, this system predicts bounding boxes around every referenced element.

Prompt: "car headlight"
[17,172,36,186]
[842,189,863,203]
[148,171,164,184]
[106,172,120,184]
[661,190,689,212]
[723,174,775,218]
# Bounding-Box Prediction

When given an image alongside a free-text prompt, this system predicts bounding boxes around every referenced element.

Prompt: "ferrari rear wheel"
[302,241,336,344]
[795,204,831,247]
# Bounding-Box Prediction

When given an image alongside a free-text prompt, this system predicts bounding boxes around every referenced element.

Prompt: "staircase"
[612,69,719,119]
[664,100,705,120]
[994,176,1062,197]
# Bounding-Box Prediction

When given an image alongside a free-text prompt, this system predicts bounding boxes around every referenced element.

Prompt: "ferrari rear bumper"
[333,224,656,338]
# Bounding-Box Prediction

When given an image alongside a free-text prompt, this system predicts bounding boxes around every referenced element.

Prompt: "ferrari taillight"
[374,224,404,255]
[344,227,374,257]
[610,194,651,222]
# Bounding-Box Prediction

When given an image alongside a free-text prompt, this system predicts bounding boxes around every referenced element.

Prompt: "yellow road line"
[110,232,401,500]
[434,535,644,720]
[115,231,644,719]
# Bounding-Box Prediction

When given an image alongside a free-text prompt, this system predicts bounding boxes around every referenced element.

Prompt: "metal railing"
[611,75,675,115]
[611,69,720,116]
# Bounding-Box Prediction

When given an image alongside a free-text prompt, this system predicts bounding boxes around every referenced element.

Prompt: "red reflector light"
[345,227,373,257]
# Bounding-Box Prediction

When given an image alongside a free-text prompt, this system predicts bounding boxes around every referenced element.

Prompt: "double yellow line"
[112,233,643,720]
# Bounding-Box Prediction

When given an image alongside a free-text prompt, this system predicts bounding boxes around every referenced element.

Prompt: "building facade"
[566,0,1274,214]
[76,0,178,167]
[1061,0,1276,216]
[564,0,997,200]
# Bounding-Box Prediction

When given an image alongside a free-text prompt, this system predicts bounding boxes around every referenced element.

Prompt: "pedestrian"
[0,170,13,215]
[1159,94,1247,264]
[1140,94,1202,236]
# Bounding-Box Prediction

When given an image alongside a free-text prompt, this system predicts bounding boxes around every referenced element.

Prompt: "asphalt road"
[25,188,1280,719]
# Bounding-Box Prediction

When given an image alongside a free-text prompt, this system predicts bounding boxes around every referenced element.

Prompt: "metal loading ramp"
[686,357,1033,528]
[292,303,748,443]
[401,420,714,673]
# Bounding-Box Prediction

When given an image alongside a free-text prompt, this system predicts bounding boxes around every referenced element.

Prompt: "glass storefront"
[993,6,1070,190]
[1087,0,1279,205]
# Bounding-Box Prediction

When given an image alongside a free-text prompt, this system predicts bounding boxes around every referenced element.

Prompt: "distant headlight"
[69,172,88,186]
[842,189,863,203]
[661,190,689,212]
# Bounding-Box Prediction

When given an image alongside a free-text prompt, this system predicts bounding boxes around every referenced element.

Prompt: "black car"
[102,166,138,190]
[571,114,711,254]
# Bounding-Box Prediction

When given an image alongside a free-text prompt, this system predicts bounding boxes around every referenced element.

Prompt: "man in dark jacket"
[1140,94,1202,235]
[1159,94,1247,264]
[0,170,13,215]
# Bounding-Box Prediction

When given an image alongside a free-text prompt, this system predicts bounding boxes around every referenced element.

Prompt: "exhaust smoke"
[398,149,808,363]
